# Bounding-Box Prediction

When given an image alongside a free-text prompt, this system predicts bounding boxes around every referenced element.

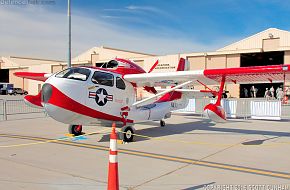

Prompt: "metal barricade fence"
[250,100,282,120]
[235,98,252,119]
[0,100,45,120]
[1,98,289,121]
[0,99,4,121]
[175,98,289,120]
[195,98,211,115]
[5,100,44,115]
[174,98,210,116]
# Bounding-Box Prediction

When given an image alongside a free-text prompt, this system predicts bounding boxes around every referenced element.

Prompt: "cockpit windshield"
[55,68,91,81]
[101,60,119,69]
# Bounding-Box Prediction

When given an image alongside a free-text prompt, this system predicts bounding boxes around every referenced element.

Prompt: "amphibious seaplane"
[15,58,290,142]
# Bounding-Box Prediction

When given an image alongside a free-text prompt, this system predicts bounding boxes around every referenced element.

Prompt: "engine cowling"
[203,103,226,123]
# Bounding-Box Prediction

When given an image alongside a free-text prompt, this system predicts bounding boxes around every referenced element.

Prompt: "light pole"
[68,0,71,68]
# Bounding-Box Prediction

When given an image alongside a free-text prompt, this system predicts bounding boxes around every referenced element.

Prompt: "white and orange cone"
[107,122,119,190]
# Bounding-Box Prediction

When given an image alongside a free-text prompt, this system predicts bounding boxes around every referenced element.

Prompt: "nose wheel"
[68,125,82,136]
[119,126,135,142]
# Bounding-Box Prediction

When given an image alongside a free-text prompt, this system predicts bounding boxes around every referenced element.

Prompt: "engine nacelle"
[203,103,226,123]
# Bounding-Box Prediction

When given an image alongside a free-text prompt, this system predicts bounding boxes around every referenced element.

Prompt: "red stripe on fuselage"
[47,85,133,123]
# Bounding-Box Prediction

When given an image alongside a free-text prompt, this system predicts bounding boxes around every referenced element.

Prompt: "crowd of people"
[243,85,290,101]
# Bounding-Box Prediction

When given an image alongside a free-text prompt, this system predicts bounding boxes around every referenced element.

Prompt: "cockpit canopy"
[55,67,91,81]
[101,60,119,69]
[95,58,146,75]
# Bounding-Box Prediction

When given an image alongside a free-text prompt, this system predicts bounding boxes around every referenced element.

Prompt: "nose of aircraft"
[41,83,53,103]
[40,82,82,124]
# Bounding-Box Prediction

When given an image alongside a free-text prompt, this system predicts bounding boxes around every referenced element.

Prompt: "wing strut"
[216,76,226,106]
[132,80,193,107]
[197,80,218,96]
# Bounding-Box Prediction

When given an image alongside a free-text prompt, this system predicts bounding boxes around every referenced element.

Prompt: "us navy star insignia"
[88,88,113,106]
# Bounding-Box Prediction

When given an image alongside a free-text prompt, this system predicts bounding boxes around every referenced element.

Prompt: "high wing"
[14,72,52,82]
[124,64,290,87]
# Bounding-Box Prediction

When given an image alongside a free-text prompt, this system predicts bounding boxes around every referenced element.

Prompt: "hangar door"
[240,51,284,98]
[0,69,9,83]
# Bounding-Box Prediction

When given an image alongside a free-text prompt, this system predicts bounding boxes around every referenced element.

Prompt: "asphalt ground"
[0,113,289,190]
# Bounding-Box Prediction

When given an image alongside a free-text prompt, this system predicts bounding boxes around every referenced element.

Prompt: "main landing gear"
[119,126,135,143]
[68,125,83,136]
[160,120,166,127]
[119,120,165,143]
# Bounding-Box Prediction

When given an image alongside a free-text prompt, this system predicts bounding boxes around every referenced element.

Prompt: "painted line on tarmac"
[0,133,290,180]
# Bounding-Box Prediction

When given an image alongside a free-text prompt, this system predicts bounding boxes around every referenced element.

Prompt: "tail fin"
[148,60,159,73]
[176,58,188,71]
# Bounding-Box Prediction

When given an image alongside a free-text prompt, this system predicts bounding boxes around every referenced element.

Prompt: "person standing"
[277,88,284,101]
[270,86,275,99]
[254,87,258,98]
[276,87,280,99]
[264,88,271,101]
[250,86,255,98]
[243,88,248,98]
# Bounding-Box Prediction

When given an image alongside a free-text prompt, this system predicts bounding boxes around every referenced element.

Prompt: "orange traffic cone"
[107,122,119,190]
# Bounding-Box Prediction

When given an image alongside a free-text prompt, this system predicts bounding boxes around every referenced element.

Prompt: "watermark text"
[204,184,289,190]
[0,0,56,5]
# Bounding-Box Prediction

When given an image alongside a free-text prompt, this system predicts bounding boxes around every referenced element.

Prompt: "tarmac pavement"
[0,114,289,190]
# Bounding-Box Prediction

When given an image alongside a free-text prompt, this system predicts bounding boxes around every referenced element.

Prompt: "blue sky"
[55,0,290,41]
[0,0,290,59]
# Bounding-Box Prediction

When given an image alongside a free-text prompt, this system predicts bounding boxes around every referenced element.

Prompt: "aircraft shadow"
[98,117,290,143]
[242,136,279,145]
[98,120,215,142]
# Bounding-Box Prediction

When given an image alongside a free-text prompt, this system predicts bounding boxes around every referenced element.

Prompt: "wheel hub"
[125,130,132,138]
[75,125,82,133]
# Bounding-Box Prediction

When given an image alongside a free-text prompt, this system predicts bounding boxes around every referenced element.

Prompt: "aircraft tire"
[68,125,82,136]
[120,126,134,142]
[160,120,166,127]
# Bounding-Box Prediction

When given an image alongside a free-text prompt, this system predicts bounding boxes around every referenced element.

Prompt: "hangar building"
[1,28,290,97]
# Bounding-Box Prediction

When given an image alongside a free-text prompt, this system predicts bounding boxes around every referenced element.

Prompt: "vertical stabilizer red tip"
[176,58,186,71]
[148,60,159,73]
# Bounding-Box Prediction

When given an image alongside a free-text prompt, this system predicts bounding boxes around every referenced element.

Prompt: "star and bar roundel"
[89,88,113,106]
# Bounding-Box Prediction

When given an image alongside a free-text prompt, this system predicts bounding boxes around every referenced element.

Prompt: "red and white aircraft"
[15,58,290,142]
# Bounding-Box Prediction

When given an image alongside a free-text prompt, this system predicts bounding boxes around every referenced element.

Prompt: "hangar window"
[92,71,114,87]
[116,77,126,90]
[55,68,91,81]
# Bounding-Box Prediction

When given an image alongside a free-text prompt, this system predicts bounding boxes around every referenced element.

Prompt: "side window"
[55,68,91,81]
[92,71,114,87]
[116,77,126,90]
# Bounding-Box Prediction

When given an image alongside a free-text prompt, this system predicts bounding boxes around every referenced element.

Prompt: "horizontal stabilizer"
[24,91,43,108]
[14,72,52,82]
